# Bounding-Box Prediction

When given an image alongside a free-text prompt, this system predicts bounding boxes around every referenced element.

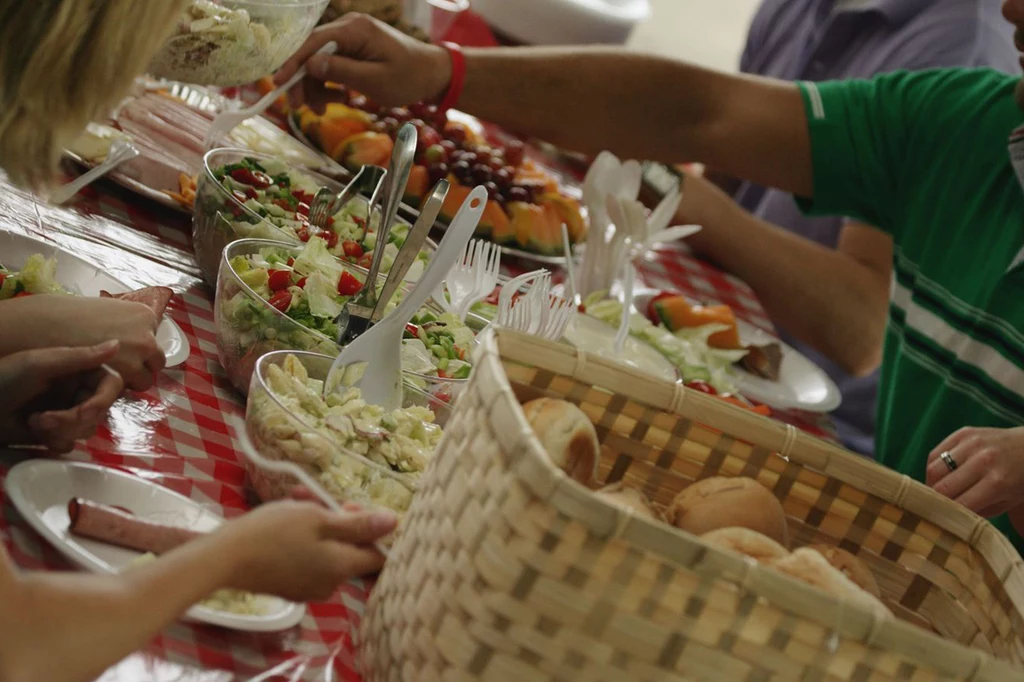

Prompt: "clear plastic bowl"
[149,0,330,87]
[244,350,453,517]
[193,148,436,287]
[214,238,482,396]
[193,148,341,286]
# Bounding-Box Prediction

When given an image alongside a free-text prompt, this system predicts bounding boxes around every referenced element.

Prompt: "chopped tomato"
[342,240,363,258]
[646,291,676,325]
[268,290,292,312]
[717,394,771,417]
[322,231,339,249]
[404,323,419,336]
[297,202,310,217]
[577,303,586,313]
[272,198,293,212]
[0,273,5,287]
[230,167,272,189]
[483,286,500,305]
[244,187,259,200]
[357,253,373,269]
[286,257,295,267]
[267,269,291,292]
[685,380,717,395]
[353,215,366,227]
[13,291,31,298]
[296,276,308,288]
[337,271,361,296]
[325,216,335,227]
[296,226,310,242]
[437,369,448,379]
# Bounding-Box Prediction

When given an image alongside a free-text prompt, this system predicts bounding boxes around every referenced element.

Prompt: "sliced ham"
[99,286,174,321]
[67,498,205,555]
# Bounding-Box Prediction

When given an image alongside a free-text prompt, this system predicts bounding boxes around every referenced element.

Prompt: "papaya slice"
[538,192,586,243]
[256,76,289,116]
[335,132,393,169]
[406,165,429,203]
[653,296,742,350]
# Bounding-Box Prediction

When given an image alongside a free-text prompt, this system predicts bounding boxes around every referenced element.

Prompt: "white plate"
[4,460,306,632]
[0,230,189,367]
[632,290,842,413]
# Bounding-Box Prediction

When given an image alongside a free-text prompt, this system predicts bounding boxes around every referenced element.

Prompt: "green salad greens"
[218,239,475,383]
[209,156,428,277]
[581,291,748,393]
[0,254,67,300]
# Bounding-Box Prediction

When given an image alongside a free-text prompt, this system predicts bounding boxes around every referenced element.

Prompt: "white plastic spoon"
[323,185,487,410]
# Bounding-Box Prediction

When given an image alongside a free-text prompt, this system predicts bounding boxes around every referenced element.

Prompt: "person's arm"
[681,171,890,376]
[275,15,814,197]
[0,501,395,682]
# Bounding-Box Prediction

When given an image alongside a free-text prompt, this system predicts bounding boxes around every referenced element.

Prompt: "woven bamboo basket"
[359,329,1024,681]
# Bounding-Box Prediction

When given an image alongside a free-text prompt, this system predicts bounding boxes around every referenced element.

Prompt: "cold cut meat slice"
[99,286,174,320]
[67,498,205,555]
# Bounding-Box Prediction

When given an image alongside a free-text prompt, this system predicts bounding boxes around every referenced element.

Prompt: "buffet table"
[0,168,838,681]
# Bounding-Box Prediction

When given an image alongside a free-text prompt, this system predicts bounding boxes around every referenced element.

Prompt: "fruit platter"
[286,84,586,261]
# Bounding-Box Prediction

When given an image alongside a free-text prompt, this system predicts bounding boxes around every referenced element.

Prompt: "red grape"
[494,167,513,188]
[386,107,411,122]
[445,126,467,146]
[349,94,368,110]
[409,102,429,119]
[440,140,457,155]
[470,163,493,184]
[483,181,499,198]
[428,162,449,185]
[507,186,531,203]
[380,116,401,135]
[451,160,472,183]
[505,140,526,167]
[453,150,477,165]
[475,148,492,165]
[371,120,388,134]
[488,157,505,172]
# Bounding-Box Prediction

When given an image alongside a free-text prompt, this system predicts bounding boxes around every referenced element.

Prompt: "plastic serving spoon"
[323,185,488,409]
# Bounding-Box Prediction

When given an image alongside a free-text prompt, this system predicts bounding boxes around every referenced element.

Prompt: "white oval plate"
[632,289,842,413]
[4,459,306,632]
[0,230,189,367]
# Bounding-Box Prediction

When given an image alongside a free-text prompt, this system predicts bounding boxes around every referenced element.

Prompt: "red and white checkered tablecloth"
[0,157,837,681]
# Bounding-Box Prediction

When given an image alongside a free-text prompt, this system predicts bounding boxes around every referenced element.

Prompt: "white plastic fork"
[50,139,139,204]
[455,240,501,322]
[493,269,548,328]
[440,239,484,321]
[540,292,574,341]
[202,41,337,149]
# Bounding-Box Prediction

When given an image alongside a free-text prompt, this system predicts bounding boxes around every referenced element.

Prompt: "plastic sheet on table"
[0,174,201,291]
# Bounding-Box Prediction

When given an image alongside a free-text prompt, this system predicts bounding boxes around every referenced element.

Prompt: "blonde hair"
[0,0,190,189]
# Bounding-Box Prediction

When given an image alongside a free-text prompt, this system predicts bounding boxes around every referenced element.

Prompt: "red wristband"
[437,42,466,114]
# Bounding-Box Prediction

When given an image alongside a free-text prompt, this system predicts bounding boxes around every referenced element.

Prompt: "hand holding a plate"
[927,426,1024,521]
[217,500,396,602]
[0,340,124,453]
[0,295,165,391]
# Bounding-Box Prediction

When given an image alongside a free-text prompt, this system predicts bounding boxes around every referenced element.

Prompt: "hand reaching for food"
[0,295,166,391]
[926,426,1024,519]
[0,341,124,453]
[214,500,396,602]
[274,13,451,112]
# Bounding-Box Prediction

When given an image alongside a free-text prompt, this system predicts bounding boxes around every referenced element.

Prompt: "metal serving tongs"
[308,163,386,232]
[334,123,417,344]
[339,179,449,344]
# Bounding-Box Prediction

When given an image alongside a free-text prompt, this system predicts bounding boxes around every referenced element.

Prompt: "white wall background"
[626,0,760,73]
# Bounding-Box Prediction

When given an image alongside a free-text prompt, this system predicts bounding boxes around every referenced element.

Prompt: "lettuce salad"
[221,239,475,380]
[582,292,749,393]
[0,254,67,300]
[210,156,428,278]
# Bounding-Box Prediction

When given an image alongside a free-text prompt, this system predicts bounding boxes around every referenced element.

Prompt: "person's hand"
[0,295,165,391]
[926,427,1024,519]
[217,500,396,602]
[0,341,125,453]
[674,168,736,230]
[273,13,452,112]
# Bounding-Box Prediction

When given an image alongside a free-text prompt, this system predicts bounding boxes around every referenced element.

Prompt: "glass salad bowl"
[149,0,330,87]
[244,350,453,520]
[215,238,482,395]
[193,148,435,287]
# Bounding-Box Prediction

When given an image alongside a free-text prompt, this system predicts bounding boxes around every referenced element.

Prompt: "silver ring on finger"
[940,450,957,472]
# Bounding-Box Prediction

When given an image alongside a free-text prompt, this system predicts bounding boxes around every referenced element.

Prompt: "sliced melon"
[335,132,393,169]
[653,296,742,349]
[538,192,586,243]
[405,165,429,204]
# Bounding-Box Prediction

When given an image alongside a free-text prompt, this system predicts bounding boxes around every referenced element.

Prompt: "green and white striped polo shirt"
[796,68,1024,554]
